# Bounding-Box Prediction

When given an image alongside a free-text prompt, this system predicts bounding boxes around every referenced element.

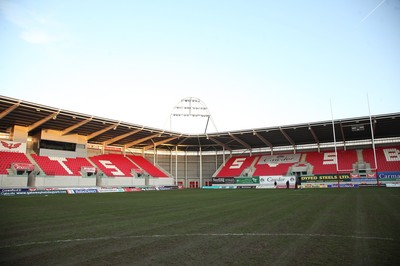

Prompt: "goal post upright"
[330,95,379,187]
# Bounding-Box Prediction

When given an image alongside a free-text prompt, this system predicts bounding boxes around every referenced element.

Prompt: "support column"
[153,145,156,165]
[223,147,226,166]
[185,151,188,188]
[175,146,178,185]
[199,146,202,188]
[215,150,218,172]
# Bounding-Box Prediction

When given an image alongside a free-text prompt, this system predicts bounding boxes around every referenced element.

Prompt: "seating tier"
[90,154,137,177]
[31,155,93,176]
[363,146,400,172]
[253,154,303,176]
[216,150,360,177]
[127,155,168,177]
[0,151,32,174]
[216,156,257,177]
[305,150,358,174]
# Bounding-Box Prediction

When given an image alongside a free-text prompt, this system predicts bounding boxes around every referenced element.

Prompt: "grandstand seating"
[0,151,32,174]
[127,155,168,177]
[89,154,137,177]
[304,151,336,174]
[1,147,398,180]
[363,146,400,172]
[216,156,257,177]
[303,150,358,174]
[216,150,361,177]
[0,152,169,178]
[253,156,296,176]
[31,154,93,176]
[337,150,359,171]
[253,162,292,176]
[64,157,95,175]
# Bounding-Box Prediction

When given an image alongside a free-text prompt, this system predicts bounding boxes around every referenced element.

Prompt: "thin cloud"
[357,0,386,26]
[20,29,57,44]
[0,1,62,44]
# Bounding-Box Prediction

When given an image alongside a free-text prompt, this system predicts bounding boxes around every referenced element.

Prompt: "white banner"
[0,140,26,153]
[259,176,296,188]
[81,166,96,173]
[257,154,300,166]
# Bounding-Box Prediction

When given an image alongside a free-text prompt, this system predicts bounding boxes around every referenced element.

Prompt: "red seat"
[216,156,257,177]
[304,150,358,174]
[90,154,136,177]
[127,155,168,177]
[31,155,93,176]
[0,151,31,174]
[363,146,400,172]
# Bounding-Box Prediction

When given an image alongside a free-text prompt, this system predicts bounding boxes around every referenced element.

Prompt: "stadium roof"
[1,95,399,153]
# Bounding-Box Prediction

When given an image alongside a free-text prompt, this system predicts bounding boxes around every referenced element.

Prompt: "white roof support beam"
[103,128,142,146]
[229,133,252,151]
[62,117,93,135]
[208,137,232,152]
[254,131,273,150]
[124,133,160,149]
[279,127,296,151]
[28,111,59,132]
[0,101,20,119]
[339,122,346,150]
[86,122,119,140]
[143,137,178,151]
[308,125,320,152]
[177,137,188,146]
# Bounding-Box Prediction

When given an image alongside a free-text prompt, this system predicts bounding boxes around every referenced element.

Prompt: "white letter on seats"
[49,157,73,174]
[383,148,400,162]
[99,160,124,176]
[230,158,246,169]
[323,152,337,165]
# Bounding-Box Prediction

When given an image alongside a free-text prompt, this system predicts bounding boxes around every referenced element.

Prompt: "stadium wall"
[156,153,222,187]
[0,175,28,188]
[34,175,96,188]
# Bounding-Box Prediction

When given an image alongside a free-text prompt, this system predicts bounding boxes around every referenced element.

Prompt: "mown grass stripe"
[1,232,395,249]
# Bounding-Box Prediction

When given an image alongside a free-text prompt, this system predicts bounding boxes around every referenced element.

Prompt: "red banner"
[13,163,35,171]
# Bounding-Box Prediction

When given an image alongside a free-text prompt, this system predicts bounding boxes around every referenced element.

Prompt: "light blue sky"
[1,0,399,133]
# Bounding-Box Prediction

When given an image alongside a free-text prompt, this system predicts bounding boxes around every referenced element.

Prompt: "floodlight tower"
[169,97,218,134]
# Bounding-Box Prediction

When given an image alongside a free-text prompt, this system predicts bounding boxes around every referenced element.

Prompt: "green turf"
[1,188,399,265]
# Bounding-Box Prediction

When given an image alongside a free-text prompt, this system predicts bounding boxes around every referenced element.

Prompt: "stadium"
[2,0,400,263]
[1,94,400,265]
[1,94,399,190]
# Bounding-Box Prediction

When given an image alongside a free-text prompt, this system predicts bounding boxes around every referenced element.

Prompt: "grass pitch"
[1,188,399,265]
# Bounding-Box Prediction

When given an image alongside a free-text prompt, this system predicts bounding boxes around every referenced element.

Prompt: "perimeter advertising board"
[378,172,400,182]
[300,174,356,188]
[235,177,260,184]
[0,188,67,196]
[258,176,296,189]
[301,174,351,183]
[212,177,235,184]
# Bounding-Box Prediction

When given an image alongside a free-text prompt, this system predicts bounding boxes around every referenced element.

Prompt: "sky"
[0,0,399,134]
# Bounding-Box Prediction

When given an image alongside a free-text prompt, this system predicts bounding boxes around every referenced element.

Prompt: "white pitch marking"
[0,233,396,249]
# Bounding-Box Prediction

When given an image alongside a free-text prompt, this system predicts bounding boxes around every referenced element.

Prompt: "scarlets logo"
[1,141,22,150]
